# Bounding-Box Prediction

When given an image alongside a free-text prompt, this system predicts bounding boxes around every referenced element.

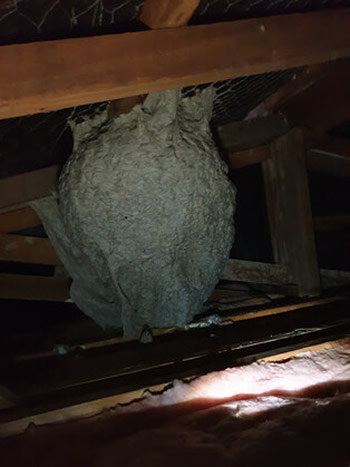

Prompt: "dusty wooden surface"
[0,10,350,119]
[0,166,58,211]
[0,234,60,265]
[0,207,41,233]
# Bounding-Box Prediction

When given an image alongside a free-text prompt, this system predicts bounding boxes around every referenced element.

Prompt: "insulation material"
[2,342,350,466]
[33,89,236,337]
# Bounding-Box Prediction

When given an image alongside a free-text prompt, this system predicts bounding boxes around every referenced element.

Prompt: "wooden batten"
[0,10,349,119]
[0,166,58,212]
[0,207,41,233]
[0,234,60,265]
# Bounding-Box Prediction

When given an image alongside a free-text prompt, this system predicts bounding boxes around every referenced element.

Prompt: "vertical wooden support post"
[262,129,321,297]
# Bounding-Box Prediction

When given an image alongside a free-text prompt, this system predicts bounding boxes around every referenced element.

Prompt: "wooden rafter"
[249,63,331,117]
[218,114,288,151]
[0,207,41,233]
[140,0,200,29]
[221,259,292,285]
[0,166,58,212]
[222,146,270,169]
[280,58,350,131]
[0,234,60,265]
[0,10,350,119]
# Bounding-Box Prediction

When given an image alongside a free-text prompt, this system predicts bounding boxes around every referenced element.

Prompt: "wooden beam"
[1,299,349,435]
[320,269,350,288]
[0,234,60,265]
[223,146,270,169]
[2,332,348,437]
[262,129,321,297]
[261,337,350,362]
[218,114,289,151]
[221,259,293,285]
[0,207,41,233]
[248,63,330,118]
[280,58,350,130]
[0,166,58,212]
[140,0,200,29]
[1,9,350,119]
[0,274,69,301]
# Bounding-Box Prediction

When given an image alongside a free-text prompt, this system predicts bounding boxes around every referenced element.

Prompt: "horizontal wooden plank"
[261,337,350,362]
[218,114,289,151]
[0,207,41,233]
[248,63,331,118]
[223,146,270,169]
[1,301,349,435]
[281,58,350,130]
[0,274,69,301]
[3,337,348,437]
[0,384,169,437]
[9,296,343,363]
[221,259,293,285]
[140,0,200,29]
[0,234,60,265]
[320,269,350,288]
[0,166,58,211]
[1,9,350,119]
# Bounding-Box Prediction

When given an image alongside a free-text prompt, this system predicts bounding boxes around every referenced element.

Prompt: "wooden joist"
[221,131,350,176]
[1,9,350,119]
[0,166,58,212]
[250,63,330,117]
[221,259,292,285]
[0,274,69,301]
[0,207,41,233]
[280,58,350,131]
[223,146,270,169]
[262,129,321,297]
[0,234,60,265]
[1,298,349,436]
[218,114,288,151]
[140,0,200,29]
[320,269,350,289]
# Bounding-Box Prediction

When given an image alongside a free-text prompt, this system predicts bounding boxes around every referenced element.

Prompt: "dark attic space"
[1,1,350,465]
